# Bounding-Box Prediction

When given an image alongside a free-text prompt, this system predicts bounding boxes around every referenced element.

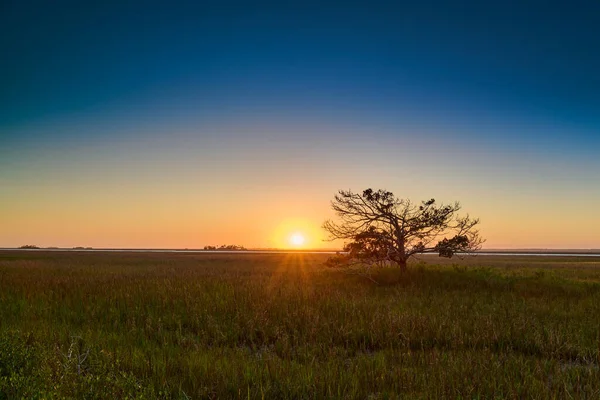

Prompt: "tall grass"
[1,251,600,398]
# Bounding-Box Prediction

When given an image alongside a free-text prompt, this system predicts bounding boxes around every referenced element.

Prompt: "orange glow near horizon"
[1,136,600,250]
[268,218,328,250]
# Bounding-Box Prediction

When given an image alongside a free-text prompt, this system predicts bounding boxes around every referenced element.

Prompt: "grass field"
[1,251,600,399]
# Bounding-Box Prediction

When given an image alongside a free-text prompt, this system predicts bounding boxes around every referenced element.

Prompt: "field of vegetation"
[1,250,600,399]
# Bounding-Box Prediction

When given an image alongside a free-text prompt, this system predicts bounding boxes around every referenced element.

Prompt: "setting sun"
[289,233,306,247]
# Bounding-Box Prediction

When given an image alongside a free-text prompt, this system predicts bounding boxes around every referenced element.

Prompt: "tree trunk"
[398,258,407,272]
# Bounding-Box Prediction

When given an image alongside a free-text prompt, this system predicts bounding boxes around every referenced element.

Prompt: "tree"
[323,189,484,272]
[203,244,247,251]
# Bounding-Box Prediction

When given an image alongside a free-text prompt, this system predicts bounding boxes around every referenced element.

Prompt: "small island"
[202,244,247,251]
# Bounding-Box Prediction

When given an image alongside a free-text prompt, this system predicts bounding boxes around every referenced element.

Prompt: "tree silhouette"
[323,189,484,271]
[203,244,247,251]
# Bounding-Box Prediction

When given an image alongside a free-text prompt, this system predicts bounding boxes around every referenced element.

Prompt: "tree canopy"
[203,244,247,251]
[323,189,484,271]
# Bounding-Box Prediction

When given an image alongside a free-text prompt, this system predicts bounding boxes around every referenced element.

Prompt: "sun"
[289,233,306,247]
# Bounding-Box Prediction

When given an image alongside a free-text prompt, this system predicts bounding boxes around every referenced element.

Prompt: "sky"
[1,0,599,249]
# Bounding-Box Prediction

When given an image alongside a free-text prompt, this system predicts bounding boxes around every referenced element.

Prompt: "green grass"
[1,251,600,399]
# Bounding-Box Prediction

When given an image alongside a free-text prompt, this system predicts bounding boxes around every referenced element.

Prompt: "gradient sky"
[1,0,599,249]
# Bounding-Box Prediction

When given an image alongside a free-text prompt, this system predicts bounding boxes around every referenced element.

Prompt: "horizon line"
[2,247,600,253]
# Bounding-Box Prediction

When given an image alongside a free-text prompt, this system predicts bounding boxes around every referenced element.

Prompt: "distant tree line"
[19,245,40,249]
[203,244,247,251]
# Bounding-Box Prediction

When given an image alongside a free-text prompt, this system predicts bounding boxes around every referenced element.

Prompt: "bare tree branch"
[323,189,484,271]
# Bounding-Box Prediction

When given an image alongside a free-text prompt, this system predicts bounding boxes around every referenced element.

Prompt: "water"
[466,252,600,257]
[2,249,600,257]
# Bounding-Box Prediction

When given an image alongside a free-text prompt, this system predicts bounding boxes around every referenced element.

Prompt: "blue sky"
[1,0,599,248]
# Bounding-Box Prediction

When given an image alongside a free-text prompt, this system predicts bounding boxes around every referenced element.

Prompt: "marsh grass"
[1,251,600,398]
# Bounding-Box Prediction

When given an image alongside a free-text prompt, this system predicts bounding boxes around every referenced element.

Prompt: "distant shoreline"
[2,247,599,252]
[1,248,600,257]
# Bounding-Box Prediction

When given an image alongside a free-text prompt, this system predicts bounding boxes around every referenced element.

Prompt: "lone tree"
[323,189,484,271]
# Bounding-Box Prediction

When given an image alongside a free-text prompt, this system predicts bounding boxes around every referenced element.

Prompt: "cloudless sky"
[1,0,599,249]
